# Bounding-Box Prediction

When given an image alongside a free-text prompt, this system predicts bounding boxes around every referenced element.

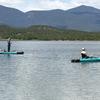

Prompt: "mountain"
[64,5,100,31]
[0,5,29,27]
[0,5,100,31]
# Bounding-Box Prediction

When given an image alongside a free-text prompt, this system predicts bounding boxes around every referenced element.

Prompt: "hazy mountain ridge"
[0,5,100,31]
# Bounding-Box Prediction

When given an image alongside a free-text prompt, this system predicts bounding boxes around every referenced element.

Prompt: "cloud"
[0,0,24,11]
[71,0,100,9]
[22,0,80,11]
[0,0,23,4]
[0,0,100,12]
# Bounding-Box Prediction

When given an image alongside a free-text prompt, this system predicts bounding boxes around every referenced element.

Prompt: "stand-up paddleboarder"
[8,38,11,52]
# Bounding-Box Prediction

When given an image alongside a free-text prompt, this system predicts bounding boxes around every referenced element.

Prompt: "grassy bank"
[0,25,100,40]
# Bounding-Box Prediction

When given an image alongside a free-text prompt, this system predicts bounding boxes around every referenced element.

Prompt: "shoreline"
[0,39,100,42]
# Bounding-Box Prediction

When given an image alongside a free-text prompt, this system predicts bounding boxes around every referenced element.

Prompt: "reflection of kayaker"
[7,38,11,52]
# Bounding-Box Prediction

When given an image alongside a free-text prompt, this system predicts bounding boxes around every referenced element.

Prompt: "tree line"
[0,25,100,40]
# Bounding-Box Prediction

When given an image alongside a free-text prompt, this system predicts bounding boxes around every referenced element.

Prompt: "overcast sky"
[0,0,100,12]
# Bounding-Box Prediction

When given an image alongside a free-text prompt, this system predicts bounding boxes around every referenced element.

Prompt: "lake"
[0,41,100,100]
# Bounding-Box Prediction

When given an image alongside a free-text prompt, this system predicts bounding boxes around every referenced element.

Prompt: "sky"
[0,0,100,12]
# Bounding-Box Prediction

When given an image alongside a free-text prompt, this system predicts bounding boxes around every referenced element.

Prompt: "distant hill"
[0,5,100,31]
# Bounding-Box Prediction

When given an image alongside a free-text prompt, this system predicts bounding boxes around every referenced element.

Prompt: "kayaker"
[81,48,89,58]
[7,38,11,52]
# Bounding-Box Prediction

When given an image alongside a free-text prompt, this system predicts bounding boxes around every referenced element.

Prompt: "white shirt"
[81,51,86,54]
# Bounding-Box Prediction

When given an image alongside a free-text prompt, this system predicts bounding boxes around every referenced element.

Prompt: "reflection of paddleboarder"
[8,38,11,52]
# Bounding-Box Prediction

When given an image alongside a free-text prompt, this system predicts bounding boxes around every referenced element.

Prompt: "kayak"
[71,57,100,63]
[0,51,24,54]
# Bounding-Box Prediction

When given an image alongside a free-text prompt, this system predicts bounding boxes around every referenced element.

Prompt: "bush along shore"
[0,25,100,40]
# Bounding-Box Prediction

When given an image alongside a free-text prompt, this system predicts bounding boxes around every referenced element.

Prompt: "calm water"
[0,41,100,100]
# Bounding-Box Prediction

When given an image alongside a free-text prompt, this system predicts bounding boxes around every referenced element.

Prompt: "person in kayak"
[81,48,89,58]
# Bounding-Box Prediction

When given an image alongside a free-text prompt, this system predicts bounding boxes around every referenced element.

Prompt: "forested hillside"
[0,25,100,40]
